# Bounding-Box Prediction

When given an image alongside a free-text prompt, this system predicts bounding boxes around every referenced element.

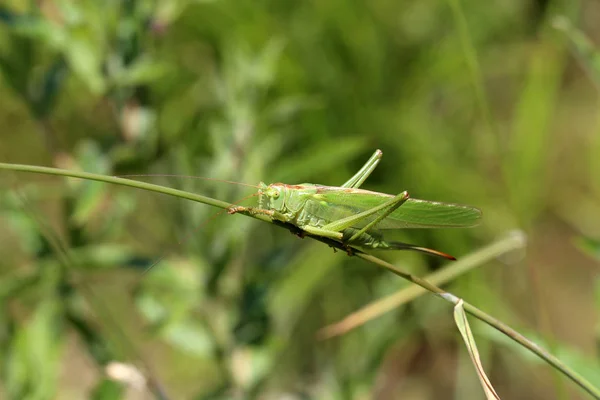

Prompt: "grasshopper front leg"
[230,206,315,242]
[229,206,345,241]
[227,206,289,222]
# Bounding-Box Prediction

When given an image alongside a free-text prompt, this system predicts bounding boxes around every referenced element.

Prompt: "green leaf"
[135,259,214,356]
[66,244,135,269]
[553,17,600,86]
[136,294,215,357]
[230,346,275,390]
[4,211,44,254]
[111,58,168,87]
[574,236,600,261]
[0,272,38,300]
[63,31,105,94]
[454,300,501,400]
[5,299,64,400]
[90,379,125,400]
[163,320,215,357]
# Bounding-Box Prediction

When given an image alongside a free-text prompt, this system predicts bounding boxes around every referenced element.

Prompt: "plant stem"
[1,162,599,399]
[318,231,526,338]
[0,162,233,208]
[356,252,600,400]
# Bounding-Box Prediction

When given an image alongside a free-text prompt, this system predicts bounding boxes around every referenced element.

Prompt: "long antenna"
[116,174,260,189]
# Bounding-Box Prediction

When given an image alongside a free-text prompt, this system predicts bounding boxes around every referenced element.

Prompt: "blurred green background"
[1,0,600,399]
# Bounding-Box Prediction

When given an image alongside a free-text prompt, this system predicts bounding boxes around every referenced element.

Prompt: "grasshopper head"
[258,182,285,211]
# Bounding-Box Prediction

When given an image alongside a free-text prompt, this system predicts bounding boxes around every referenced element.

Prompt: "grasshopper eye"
[266,186,282,199]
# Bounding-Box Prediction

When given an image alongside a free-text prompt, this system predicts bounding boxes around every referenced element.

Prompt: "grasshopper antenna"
[116,174,261,189]
[140,191,260,275]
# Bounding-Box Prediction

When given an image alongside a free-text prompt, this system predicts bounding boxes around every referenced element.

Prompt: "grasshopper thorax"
[258,182,286,212]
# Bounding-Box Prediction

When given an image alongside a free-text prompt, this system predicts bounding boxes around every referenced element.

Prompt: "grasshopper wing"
[311,186,482,229]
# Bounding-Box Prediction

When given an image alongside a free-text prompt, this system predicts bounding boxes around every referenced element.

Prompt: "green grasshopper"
[228,150,482,260]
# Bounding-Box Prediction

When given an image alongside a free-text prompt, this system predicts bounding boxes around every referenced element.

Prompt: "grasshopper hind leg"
[342,149,383,188]
[342,228,456,260]
[383,241,456,260]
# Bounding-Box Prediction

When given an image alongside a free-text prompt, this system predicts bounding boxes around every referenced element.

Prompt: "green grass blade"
[454,299,501,400]
[318,231,526,338]
[0,163,234,211]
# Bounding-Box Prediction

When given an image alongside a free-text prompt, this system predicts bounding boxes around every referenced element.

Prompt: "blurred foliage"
[1,0,600,399]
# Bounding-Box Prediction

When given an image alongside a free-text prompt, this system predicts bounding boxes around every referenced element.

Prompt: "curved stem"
[318,232,526,338]
[355,252,600,400]
[1,162,599,399]
[0,162,233,209]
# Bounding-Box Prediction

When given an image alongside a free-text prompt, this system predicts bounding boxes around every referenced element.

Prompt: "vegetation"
[1,1,599,399]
